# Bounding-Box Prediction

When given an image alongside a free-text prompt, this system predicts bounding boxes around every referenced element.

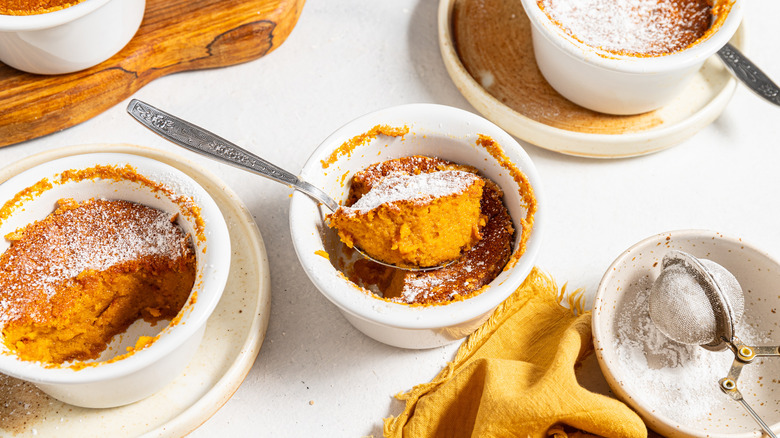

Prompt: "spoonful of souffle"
[126,99,483,271]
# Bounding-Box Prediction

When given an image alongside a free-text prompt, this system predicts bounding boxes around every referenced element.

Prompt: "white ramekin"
[289,104,544,349]
[0,153,230,408]
[0,0,145,74]
[519,0,743,115]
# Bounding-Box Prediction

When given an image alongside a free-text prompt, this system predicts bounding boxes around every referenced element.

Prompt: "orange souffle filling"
[328,163,486,269]
[336,156,516,305]
[0,198,196,364]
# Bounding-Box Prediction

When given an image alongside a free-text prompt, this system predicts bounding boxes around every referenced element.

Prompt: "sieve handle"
[752,345,780,357]
[736,398,777,438]
[720,369,778,438]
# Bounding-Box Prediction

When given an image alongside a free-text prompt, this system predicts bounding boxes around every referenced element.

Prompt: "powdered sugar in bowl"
[0,152,230,408]
[519,0,743,115]
[593,230,780,437]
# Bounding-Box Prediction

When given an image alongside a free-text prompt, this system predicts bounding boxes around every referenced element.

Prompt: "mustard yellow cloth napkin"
[383,267,647,438]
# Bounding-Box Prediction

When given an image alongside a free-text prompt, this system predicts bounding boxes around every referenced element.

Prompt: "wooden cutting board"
[0,0,305,148]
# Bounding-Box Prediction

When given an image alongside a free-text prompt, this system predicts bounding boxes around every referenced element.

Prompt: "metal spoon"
[126,99,449,272]
[717,43,780,107]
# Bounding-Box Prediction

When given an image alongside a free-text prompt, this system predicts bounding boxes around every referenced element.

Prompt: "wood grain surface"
[0,0,305,148]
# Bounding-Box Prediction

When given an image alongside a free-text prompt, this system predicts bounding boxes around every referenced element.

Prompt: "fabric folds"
[383,267,647,438]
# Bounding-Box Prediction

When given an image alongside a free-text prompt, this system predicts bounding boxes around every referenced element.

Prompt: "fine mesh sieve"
[649,250,779,438]
[649,250,744,350]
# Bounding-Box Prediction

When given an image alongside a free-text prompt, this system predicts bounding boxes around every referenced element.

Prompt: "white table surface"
[2,1,779,436]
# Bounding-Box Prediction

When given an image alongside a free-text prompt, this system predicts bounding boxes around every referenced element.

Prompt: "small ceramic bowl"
[0,152,230,408]
[289,103,544,349]
[593,230,780,437]
[0,0,145,74]
[519,0,743,115]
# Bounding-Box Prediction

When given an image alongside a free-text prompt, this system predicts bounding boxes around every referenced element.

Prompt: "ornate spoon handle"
[717,43,780,106]
[126,99,339,212]
[127,99,456,272]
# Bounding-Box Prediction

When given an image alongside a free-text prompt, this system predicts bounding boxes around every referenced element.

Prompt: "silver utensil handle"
[718,43,780,106]
[720,375,778,438]
[126,99,339,211]
[737,398,778,438]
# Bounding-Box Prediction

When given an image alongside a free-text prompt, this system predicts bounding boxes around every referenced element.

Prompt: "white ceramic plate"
[594,230,780,437]
[438,0,747,158]
[0,144,271,438]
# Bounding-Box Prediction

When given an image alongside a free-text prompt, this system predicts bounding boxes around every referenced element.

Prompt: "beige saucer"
[438,0,747,158]
[0,144,271,438]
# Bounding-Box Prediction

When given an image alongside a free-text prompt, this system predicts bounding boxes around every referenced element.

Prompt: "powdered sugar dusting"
[402,275,446,303]
[341,156,515,306]
[400,259,489,303]
[0,199,193,325]
[344,170,480,214]
[539,0,713,55]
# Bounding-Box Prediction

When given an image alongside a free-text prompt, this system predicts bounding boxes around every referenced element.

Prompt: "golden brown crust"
[0,164,206,246]
[0,198,196,364]
[0,0,86,15]
[536,0,717,57]
[320,125,410,169]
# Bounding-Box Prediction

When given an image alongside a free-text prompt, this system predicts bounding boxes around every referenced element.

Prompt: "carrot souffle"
[0,0,86,15]
[327,162,486,269]
[537,0,729,57]
[0,198,196,364]
[332,156,516,305]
